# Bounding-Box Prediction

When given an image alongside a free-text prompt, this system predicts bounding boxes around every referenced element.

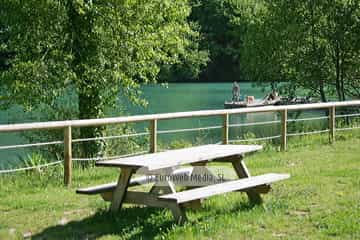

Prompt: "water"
[127,83,281,144]
[0,82,326,169]
[129,83,268,114]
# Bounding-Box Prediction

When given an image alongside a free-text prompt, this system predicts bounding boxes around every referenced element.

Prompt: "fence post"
[329,106,336,143]
[64,126,72,186]
[281,109,287,151]
[223,114,229,144]
[150,119,157,153]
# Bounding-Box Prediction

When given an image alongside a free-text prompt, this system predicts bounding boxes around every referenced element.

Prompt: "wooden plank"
[96,144,263,170]
[64,126,72,186]
[212,154,243,163]
[77,182,118,195]
[159,173,290,204]
[329,106,336,143]
[1,101,360,132]
[223,113,229,144]
[110,168,133,212]
[76,177,150,195]
[76,167,194,195]
[102,190,177,204]
[150,119,157,153]
[100,183,270,202]
[281,109,287,151]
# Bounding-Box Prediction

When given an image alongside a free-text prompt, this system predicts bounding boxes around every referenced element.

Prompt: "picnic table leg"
[231,158,263,205]
[110,167,133,212]
[169,203,187,224]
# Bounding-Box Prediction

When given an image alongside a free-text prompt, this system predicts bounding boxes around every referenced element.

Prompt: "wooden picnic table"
[77,144,290,224]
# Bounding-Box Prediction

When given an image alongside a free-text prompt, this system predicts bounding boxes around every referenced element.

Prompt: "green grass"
[0,134,360,239]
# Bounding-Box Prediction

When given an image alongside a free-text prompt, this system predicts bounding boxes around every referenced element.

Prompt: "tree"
[0,25,14,71]
[189,0,247,82]
[240,0,360,101]
[323,0,360,100]
[0,0,206,157]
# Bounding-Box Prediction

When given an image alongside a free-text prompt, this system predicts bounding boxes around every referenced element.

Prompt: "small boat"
[224,94,281,109]
[224,98,280,109]
[277,96,315,105]
[224,95,315,108]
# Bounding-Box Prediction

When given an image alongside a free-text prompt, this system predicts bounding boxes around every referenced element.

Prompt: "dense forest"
[1,0,360,157]
[163,0,360,104]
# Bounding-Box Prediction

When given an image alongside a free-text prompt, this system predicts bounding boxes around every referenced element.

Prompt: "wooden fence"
[1,100,360,185]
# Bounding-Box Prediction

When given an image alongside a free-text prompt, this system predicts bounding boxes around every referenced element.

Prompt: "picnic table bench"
[77,144,290,224]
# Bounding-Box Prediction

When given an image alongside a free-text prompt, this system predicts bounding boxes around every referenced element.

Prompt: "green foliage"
[0,0,206,157]
[158,34,209,83]
[16,152,64,187]
[231,131,279,151]
[166,139,193,150]
[103,124,149,157]
[1,0,202,107]
[22,153,48,169]
[240,0,360,101]
[189,0,253,82]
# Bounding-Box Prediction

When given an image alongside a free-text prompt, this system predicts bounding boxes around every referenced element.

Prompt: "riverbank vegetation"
[0,132,359,239]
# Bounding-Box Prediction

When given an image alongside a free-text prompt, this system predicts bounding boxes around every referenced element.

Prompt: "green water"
[130,83,267,114]
[127,83,281,144]
[0,83,326,169]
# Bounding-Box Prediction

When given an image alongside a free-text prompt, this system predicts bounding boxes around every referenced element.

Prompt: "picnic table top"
[96,144,262,171]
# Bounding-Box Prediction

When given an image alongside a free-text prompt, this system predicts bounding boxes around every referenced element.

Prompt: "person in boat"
[268,90,279,101]
[232,81,240,102]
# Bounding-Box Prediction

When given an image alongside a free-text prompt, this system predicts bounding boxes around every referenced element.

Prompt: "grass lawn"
[0,135,359,239]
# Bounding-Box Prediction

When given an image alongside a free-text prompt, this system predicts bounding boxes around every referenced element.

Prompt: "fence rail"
[0,100,360,185]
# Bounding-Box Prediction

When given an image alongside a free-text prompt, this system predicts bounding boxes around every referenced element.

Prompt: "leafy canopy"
[0,0,205,114]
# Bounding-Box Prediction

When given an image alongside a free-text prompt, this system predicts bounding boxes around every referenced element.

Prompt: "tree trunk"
[66,0,106,160]
[334,42,345,101]
[319,80,327,102]
[78,90,105,159]
[339,59,346,101]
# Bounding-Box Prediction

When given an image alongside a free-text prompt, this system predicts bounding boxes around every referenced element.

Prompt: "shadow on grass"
[189,200,259,222]
[32,200,259,240]
[32,207,175,240]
